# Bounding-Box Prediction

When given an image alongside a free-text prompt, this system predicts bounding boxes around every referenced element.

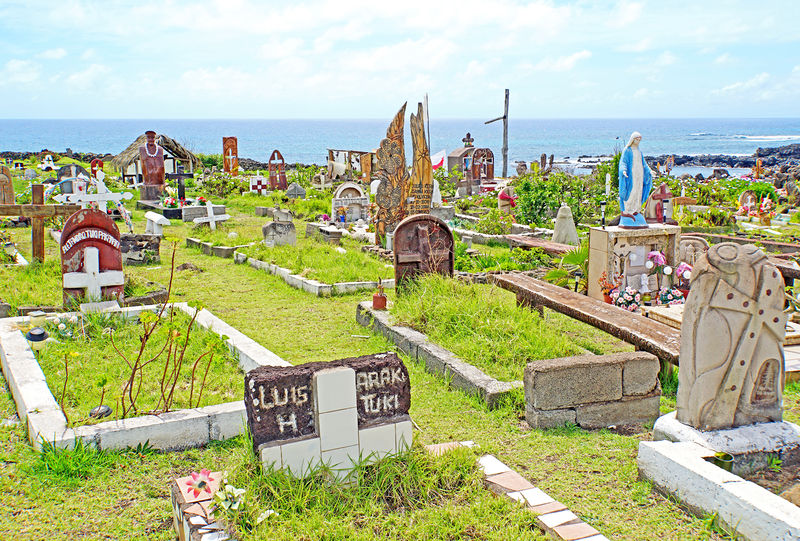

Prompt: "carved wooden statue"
[405,103,433,216]
[138,130,165,200]
[677,243,786,431]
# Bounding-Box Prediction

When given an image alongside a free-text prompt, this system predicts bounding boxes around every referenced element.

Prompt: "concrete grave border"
[234,251,395,297]
[355,301,521,408]
[0,302,290,451]
[638,440,800,541]
[186,237,255,259]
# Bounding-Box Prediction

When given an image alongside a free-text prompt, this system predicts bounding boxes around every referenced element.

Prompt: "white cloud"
[36,48,67,59]
[610,1,643,28]
[617,38,652,53]
[0,59,41,85]
[654,51,677,67]
[713,72,770,95]
[714,53,733,65]
[528,50,592,72]
[65,63,112,91]
[81,49,96,60]
[259,38,303,60]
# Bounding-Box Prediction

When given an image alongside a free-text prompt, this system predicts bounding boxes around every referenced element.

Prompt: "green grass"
[391,275,632,381]
[36,308,242,424]
[222,443,543,540]
[241,234,394,285]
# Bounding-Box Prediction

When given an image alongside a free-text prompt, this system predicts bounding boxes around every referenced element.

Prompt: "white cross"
[192,202,230,230]
[54,181,133,212]
[226,148,237,170]
[250,177,269,194]
[63,247,124,301]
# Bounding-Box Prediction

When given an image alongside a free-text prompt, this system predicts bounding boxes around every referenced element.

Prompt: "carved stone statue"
[138,130,165,200]
[618,131,653,229]
[677,243,786,431]
[678,236,709,266]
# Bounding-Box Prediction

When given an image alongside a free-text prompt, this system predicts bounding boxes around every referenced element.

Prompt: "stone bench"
[491,273,680,366]
[144,211,170,236]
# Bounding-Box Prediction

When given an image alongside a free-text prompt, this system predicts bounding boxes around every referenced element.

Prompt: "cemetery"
[2,119,800,540]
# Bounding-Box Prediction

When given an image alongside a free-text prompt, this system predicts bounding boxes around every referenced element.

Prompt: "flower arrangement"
[610,286,641,312]
[163,196,179,208]
[598,271,621,296]
[196,195,207,205]
[675,262,692,285]
[658,286,685,306]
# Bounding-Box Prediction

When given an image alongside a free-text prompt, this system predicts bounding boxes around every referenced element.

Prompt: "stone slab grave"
[587,224,680,301]
[60,209,125,306]
[193,202,231,230]
[246,352,412,481]
[306,222,343,245]
[120,234,161,265]
[286,182,306,200]
[638,242,800,541]
[393,214,454,287]
[0,184,80,262]
[262,221,296,247]
[0,302,290,451]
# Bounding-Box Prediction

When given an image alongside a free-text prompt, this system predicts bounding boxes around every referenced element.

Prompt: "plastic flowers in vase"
[675,262,692,299]
[757,197,775,225]
[658,286,685,306]
[646,250,673,290]
[196,196,208,205]
[610,286,641,312]
[598,271,621,303]
[162,196,179,208]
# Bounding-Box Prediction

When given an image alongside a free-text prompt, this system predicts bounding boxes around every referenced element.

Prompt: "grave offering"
[193,202,231,231]
[497,185,516,214]
[222,136,239,176]
[618,131,653,229]
[0,184,79,262]
[245,352,412,479]
[286,182,306,200]
[250,172,270,195]
[551,203,579,246]
[139,130,166,200]
[587,224,680,301]
[262,221,296,247]
[60,209,124,305]
[0,165,13,205]
[268,150,288,190]
[677,243,786,431]
[393,214,454,286]
[331,182,370,224]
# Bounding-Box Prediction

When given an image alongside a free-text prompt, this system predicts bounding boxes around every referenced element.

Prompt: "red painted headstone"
[268,150,288,190]
[223,137,239,176]
[60,209,124,306]
[90,158,104,179]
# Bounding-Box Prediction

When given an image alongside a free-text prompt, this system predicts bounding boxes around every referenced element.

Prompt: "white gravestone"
[193,202,230,230]
[62,247,125,301]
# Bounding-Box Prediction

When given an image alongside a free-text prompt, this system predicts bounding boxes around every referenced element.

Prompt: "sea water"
[1,118,799,167]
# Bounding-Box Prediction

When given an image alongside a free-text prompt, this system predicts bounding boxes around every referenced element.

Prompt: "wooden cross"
[192,202,230,230]
[651,183,674,223]
[226,148,237,171]
[63,246,125,301]
[0,184,79,262]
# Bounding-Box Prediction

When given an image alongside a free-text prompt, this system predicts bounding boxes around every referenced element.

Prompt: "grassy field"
[0,163,769,539]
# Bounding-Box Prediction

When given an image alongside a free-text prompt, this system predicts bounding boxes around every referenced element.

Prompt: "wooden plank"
[0,204,80,217]
[491,273,681,365]
[506,235,574,256]
[769,256,800,280]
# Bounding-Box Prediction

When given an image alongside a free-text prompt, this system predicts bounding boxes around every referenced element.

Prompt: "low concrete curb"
[186,237,255,259]
[427,442,609,540]
[355,301,521,408]
[234,251,395,297]
[0,303,290,451]
[638,440,800,541]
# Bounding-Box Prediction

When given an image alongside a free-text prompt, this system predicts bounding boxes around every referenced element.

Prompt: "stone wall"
[524,351,661,429]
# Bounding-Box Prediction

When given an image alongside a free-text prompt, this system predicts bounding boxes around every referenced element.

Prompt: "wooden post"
[485,88,509,178]
[31,184,45,262]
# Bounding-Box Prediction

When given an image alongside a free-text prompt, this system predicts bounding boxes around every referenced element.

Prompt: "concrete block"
[204,401,247,441]
[574,392,661,429]
[259,442,282,469]
[27,410,72,450]
[621,352,660,396]
[395,418,413,451]
[97,408,210,451]
[525,405,577,429]
[525,354,622,410]
[321,445,360,481]
[281,437,321,477]
[359,423,396,461]
[478,454,511,476]
[315,367,357,413]
[318,408,358,451]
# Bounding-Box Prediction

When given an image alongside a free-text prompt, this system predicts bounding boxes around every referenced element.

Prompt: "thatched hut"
[111,133,201,185]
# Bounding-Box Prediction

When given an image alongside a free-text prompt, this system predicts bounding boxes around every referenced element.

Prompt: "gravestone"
[311,170,332,190]
[245,352,412,479]
[262,221,296,247]
[250,173,270,195]
[552,204,579,246]
[24,168,38,180]
[53,183,133,213]
[678,236,709,266]
[60,209,124,306]
[268,150,288,190]
[394,214,454,286]
[331,182,370,224]
[90,158,104,179]
[739,190,757,209]
[644,183,677,225]
[138,130,166,200]
[40,154,55,171]
[677,243,786,431]
[306,222,343,245]
[0,166,13,205]
[193,202,230,230]
[497,185,516,215]
[176,177,185,201]
[144,211,171,236]
[223,137,239,176]
[286,182,306,200]
[56,164,90,194]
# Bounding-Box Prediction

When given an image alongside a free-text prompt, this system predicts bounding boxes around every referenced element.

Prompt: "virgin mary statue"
[618,131,652,229]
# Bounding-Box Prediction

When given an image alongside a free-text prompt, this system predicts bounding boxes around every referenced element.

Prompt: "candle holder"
[25,327,49,353]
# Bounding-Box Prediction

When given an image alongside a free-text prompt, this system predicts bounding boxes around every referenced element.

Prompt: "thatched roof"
[111,133,202,171]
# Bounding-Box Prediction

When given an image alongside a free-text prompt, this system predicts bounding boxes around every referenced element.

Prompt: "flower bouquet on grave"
[658,286,685,306]
[757,197,776,225]
[610,286,641,312]
[196,196,207,205]
[675,262,692,299]
[162,196,179,209]
[645,250,673,290]
[598,271,621,304]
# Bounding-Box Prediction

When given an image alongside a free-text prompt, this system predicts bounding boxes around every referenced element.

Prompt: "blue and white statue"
[618,131,653,229]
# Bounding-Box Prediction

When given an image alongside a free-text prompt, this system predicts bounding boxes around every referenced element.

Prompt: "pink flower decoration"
[647,251,667,266]
[186,469,214,498]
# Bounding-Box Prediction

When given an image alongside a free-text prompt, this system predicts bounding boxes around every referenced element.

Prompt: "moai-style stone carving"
[60,209,124,306]
[678,236,709,266]
[223,137,239,176]
[0,165,13,205]
[677,243,786,431]
[393,214,454,287]
[138,130,165,200]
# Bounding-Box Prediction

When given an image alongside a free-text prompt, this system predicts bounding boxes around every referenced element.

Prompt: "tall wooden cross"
[0,184,79,262]
[485,88,509,178]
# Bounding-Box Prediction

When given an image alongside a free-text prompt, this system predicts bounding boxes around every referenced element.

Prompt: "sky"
[0,0,798,119]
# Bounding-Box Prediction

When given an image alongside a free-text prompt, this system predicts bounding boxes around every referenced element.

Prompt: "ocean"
[2,118,800,169]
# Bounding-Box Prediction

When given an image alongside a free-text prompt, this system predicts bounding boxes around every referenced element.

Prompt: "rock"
[24,169,38,180]
[227,231,239,239]
[780,164,789,173]
[90,405,112,419]
[711,168,730,179]
[694,173,705,181]
[781,484,800,506]
[551,204,579,246]
[176,262,202,272]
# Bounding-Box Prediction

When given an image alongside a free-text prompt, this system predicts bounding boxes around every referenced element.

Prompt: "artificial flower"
[186,469,215,498]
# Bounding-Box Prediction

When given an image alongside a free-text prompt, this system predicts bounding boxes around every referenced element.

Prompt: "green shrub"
[474,208,513,235]
[514,171,595,226]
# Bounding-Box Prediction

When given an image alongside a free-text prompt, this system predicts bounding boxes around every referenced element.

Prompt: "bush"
[197,153,223,169]
[474,208,513,235]
[201,174,249,198]
[514,171,595,226]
